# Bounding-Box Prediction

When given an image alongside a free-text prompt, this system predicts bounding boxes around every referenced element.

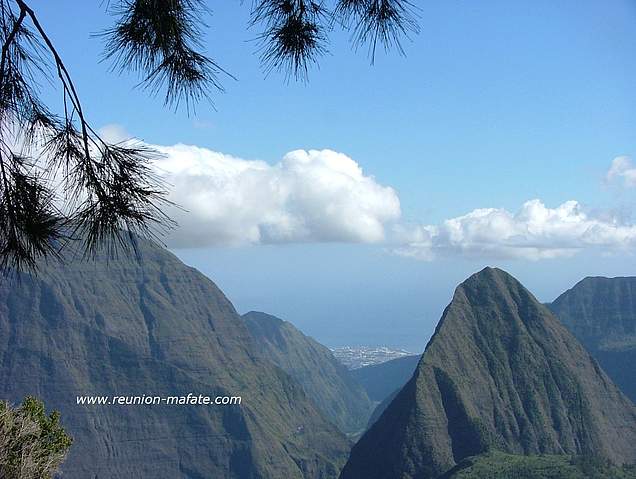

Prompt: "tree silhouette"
[0,0,419,271]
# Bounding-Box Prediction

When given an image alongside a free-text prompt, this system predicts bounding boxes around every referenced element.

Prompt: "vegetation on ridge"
[441,451,636,479]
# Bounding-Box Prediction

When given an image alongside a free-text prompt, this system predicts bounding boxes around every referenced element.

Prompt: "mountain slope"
[549,276,636,402]
[440,451,636,479]
[0,241,349,478]
[366,387,400,428]
[341,267,636,479]
[243,311,372,435]
[351,354,420,403]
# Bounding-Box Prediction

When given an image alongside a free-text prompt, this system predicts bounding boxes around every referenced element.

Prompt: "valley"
[2,251,634,478]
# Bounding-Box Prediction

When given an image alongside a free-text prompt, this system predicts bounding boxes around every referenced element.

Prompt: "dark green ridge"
[549,276,636,403]
[0,240,349,478]
[242,311,373,435]
[341,267,636,479]
[440,451,636,479]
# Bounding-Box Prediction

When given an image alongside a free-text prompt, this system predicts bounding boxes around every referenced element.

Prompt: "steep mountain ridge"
[0,241,349,478]
[242,311,372,434]
[341,267,636,479]
[549,276,636,402]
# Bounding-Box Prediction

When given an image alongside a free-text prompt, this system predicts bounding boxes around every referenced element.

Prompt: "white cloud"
[95,126,636,260]
[147,144,401,248]
[393,199,636,261]
[606,156,636,188]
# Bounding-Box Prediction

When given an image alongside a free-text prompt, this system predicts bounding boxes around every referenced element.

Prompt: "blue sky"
[33,0,636,350]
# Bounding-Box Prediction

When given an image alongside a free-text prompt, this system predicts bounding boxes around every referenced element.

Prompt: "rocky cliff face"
[341,268,636,479]
[549,276,636,402]
[243,311,372,435]
[0,241,349,478]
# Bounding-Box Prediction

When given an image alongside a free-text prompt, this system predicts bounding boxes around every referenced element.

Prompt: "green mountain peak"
[341,268,636,479]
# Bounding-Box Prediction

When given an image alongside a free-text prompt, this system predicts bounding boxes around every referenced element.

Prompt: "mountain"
[349,354,421,429]
[549,276,636,402]
[341,267,636,479]
[366,387,400,428]
[242,311,373,435]
[0,241,350,478]
[351,354,420,403]
[440,451,636,479]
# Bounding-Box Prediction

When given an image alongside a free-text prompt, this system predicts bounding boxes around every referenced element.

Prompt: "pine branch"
[0,0,175,272]
[101,0,233,111]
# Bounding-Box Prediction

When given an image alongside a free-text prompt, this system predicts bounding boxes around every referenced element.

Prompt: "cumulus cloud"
[606,156,636,188]
[393,199,636,261]
[143,144,401,247]
[96,125,636,260]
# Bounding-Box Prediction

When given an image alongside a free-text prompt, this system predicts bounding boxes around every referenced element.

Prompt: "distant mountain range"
[549,276,636,403]
[242,311,373,435]
[341,268,636,479]
[350,354,420,404]
[349,354,421,429]
[0,241,349,478]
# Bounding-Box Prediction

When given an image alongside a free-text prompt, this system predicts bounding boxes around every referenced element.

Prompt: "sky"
[30,0,636,351]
